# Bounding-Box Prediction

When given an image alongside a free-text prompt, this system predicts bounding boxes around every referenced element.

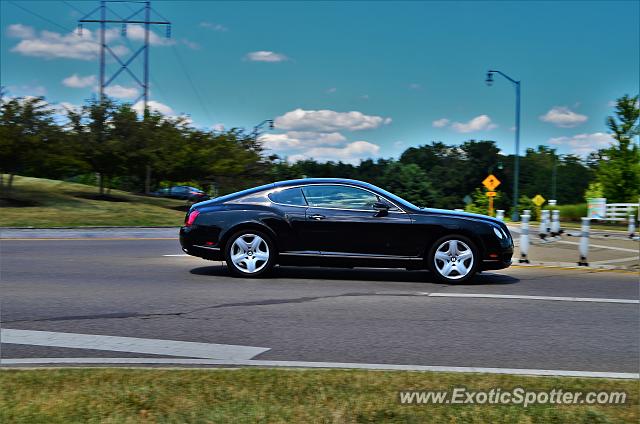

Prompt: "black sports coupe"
[180,178,513,283]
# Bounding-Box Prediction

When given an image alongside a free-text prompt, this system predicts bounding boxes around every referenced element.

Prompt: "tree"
[0,96,58,193]
[379,162,437,207]
[596,95,640,202]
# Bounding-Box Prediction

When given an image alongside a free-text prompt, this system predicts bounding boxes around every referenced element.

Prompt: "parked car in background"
[180,178,513,283]
[153,186,210,202]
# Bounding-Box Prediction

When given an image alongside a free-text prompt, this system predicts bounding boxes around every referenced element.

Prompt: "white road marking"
[1,357,636,379]
[590,256,640,265]
[419,292,638,304]
[1,329,269,360]
[162,254,190,257]
[555,240,639,253]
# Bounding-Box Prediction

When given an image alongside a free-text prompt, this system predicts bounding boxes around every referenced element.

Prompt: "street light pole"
[486,70,521,221]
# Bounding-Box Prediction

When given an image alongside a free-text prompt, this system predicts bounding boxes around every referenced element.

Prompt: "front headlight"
[493,227,504,239]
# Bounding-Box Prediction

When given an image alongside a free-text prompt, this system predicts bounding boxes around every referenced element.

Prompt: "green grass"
[0,175,187,227]
[0,369,637,423]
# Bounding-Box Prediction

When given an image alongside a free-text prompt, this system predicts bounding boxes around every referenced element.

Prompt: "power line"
[9,1,76,33]
[171,45,213,123]
[61,1,84,15]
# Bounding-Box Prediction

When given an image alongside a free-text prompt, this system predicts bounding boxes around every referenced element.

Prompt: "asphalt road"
[1,238,638,374]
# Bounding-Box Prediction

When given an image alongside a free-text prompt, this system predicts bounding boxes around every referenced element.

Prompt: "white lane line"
[1,357,637,379]
[1,329,269,360]
[555,240,639,253]
[419,292,638,304]
[590,256,640,265]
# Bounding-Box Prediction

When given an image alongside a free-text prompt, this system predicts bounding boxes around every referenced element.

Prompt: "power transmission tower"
[78,1,171,108]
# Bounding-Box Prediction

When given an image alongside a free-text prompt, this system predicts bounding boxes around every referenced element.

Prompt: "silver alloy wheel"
[434,239,474,280]
[230,234,270,274]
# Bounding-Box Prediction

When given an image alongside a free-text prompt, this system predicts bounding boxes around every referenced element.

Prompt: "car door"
[266,186,313,254]
[300,184,415,257]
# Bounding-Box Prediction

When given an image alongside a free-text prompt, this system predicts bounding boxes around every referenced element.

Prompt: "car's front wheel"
[428,235,478,284]
[225,230,275,277]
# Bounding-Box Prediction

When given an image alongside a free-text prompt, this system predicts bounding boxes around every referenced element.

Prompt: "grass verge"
[0,175,187,227]
[0,368,637,423]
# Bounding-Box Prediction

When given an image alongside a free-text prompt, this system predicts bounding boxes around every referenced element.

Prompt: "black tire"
[427,234,479,284]
[224,229,276,278]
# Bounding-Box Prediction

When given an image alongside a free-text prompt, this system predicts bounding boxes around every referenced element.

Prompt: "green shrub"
[544,203,588,222]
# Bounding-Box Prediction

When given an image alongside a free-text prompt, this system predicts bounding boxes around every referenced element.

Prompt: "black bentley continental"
[179,178,513,283]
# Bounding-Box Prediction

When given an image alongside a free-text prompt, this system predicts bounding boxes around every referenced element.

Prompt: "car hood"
[413,207,506,227]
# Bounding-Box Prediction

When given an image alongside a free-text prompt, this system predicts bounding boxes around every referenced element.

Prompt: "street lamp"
[486,69,521,221]
[251,119,275,139]
[551,151,564,202]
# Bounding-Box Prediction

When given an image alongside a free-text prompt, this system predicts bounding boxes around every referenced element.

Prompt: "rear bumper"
[180,226,223,260]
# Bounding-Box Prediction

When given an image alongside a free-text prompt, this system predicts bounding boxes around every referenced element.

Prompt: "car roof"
[273,178,373,189]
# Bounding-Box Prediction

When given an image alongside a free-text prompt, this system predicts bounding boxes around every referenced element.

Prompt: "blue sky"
[1,0,638,163]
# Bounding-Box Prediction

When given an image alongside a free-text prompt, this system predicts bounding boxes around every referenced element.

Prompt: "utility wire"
[9,1,76,33]
[171,45,213,123]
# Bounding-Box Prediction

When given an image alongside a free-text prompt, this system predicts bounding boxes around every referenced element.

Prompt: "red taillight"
[185,210,200,226]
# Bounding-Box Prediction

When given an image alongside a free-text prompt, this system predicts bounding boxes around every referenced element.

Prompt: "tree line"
[1,93,638,213]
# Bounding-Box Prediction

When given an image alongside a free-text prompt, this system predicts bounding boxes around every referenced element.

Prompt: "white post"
[519,214,530,263]
[628,214,636,239]
[496,210,505,221]
[539,210,549,239]
[578,217,590,266]
[551,210,561,237]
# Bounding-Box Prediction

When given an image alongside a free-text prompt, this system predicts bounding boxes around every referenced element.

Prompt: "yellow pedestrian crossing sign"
[532,194,546,207]
[482,174,501,191]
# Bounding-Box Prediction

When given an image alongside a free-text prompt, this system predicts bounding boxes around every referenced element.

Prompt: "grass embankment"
[0,369,637,423]
[0,175,187,227]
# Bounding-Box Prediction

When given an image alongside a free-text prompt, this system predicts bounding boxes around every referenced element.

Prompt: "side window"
[302,185,379,210]
[268,187,307,206]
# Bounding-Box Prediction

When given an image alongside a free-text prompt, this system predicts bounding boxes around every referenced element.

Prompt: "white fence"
[605,203,639,221]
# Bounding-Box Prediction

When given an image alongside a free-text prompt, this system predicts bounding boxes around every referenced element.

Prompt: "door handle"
[310,214,326,220]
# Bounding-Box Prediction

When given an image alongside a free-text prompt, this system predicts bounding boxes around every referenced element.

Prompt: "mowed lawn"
[0,369,637,423]
[0,175,187,227]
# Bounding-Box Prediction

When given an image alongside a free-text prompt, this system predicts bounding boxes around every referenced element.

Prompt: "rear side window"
[301,185,379,210]
[268,187,307,206]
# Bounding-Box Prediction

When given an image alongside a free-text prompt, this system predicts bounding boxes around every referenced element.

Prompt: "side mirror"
[373,201,390,212]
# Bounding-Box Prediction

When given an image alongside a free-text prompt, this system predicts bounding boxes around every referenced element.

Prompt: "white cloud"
[7,24,35,38]
[432,118,450,128]
[450,115,497,133]
[245,51,289,62]
[62,74,96,88]
[6,84,47,97]
[212,123,226,132]
[326,87,337,94]
[181,38,200,50]
[274,108,391,132]
[123,24,174,46]
[9,25,128,60]
[548,132,614,156]
[200,22,228,32]
[260,131,347,150]
[288,141,380,165]
[539,106,588,128]
[133,100,174,115]
[104,84,139,99]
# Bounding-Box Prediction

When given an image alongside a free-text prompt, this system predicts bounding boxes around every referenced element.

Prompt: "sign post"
[532,194,546,220]
[482,174,501,217]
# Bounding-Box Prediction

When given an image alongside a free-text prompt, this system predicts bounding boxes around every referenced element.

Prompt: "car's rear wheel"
[428,235,478,284]
[225,230,275,277]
